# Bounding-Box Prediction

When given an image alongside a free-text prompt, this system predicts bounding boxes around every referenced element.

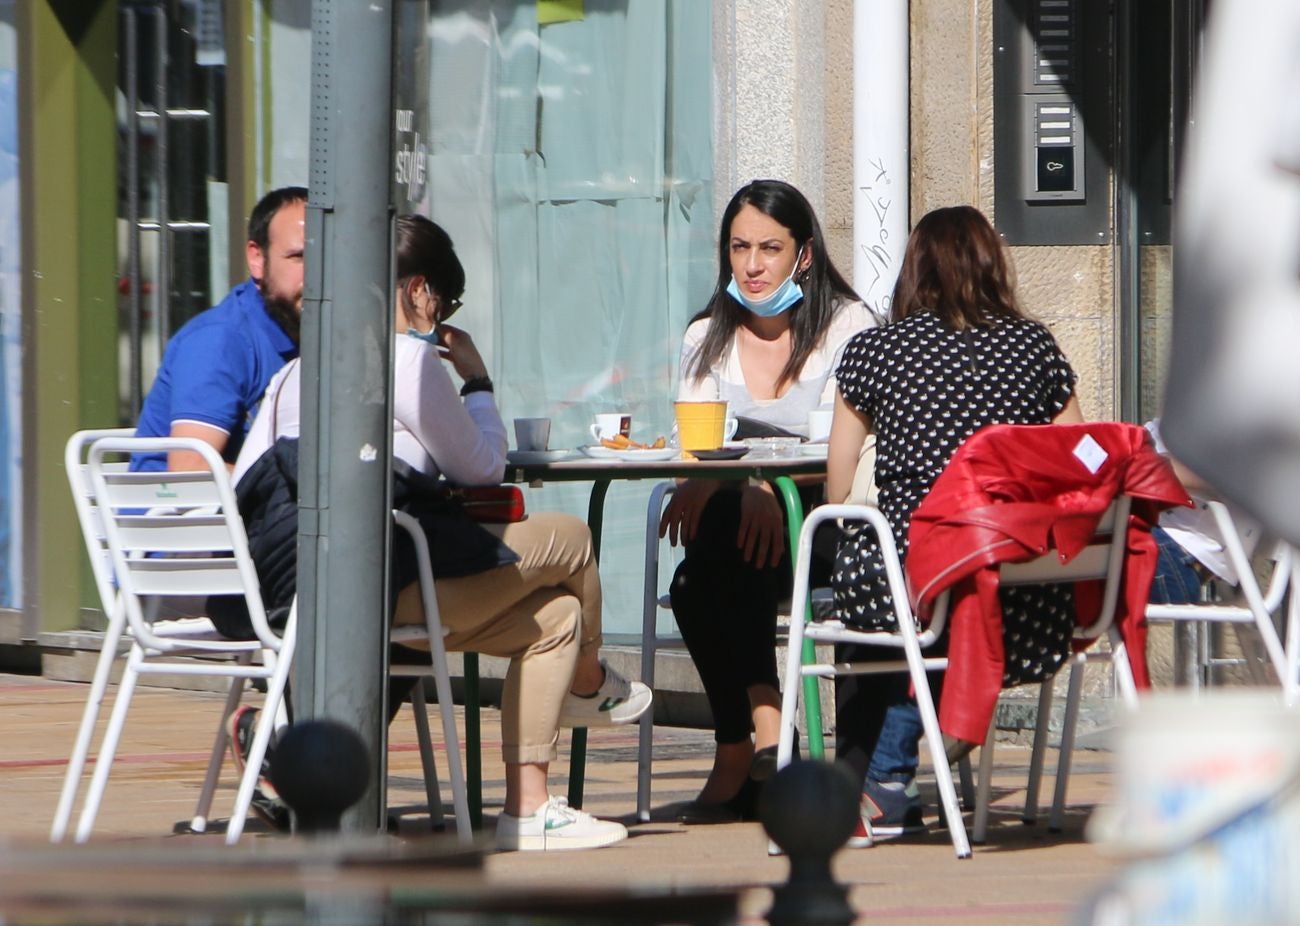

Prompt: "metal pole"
[124,6,143,419]
[298,0,396,834]
[154,6,171,344]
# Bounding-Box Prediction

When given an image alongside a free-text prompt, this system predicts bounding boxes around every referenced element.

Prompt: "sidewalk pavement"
[0,672,1120,923]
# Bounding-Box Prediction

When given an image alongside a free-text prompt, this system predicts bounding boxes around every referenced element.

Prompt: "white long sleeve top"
[233,335,507,487]
[675,299,879,437]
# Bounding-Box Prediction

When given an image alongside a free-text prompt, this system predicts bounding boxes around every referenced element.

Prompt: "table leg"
[567,479,610,810]
[773,476,825,760]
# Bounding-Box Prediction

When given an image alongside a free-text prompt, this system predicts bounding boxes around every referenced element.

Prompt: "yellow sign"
[538,0,584,26]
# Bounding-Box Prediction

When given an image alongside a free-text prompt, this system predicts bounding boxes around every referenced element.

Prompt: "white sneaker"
[495,796,628,851]
[559,660,652,727]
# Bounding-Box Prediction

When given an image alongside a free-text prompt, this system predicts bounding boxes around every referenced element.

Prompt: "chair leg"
[50,612,126,843]
[411,681,445,831]
[74,647,144,843]
[191,668,248,834]
[920,703,971,857]
[226,625,296,845]
[905,661,970,857]
[406,543,471,842]
[1023,677,1055,824]
[1049,652,1087,832]
[972,720,996,844]
[1108,628,1140,708]
[637,483,670,823]
[636,634,657,823]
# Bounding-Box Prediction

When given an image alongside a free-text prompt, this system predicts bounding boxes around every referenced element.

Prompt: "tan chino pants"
[393,511,602,764]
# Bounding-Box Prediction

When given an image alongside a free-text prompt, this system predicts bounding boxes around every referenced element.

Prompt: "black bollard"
[759,760,860,926]
[268,720,371,834]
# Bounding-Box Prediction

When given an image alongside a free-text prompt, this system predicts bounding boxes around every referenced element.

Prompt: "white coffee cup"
[589,412,632,443]
[514,417,551,452]
[807,408,833,443]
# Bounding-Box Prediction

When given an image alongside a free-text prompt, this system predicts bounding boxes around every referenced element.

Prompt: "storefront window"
[271,1,715,633]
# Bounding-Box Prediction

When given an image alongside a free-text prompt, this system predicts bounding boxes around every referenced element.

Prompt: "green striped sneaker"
[495,796,628,851]
[558,660,652,727]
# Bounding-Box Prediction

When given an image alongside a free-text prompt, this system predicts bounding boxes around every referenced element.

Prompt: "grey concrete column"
[298,0,396,834]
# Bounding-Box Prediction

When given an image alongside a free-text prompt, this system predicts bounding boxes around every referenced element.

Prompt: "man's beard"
[261,285,301,345]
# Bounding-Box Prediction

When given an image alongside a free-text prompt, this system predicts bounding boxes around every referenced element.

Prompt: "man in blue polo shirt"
[132,186,307,472]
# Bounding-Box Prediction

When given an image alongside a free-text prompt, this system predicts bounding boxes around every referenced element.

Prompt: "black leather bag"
[209,438,518,639]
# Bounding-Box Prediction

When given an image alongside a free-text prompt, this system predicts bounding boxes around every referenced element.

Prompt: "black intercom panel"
[993,0,1111,245]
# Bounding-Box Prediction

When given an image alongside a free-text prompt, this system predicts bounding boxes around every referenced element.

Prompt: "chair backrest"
[997,496,1132,644]
[898,497,1131,648]
[85,435,282,654]
[1207,500,1290,613]
[66,429,138,620]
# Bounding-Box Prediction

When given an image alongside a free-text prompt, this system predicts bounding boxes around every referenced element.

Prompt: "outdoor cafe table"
[498,450,831,810]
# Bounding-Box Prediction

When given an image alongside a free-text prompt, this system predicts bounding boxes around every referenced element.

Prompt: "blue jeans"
[1149,526,1204,605]
[867,700,924,783]
[835,646,932,785]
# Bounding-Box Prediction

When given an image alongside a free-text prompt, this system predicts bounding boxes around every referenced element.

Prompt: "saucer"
[579,444,620,459]
[507,450,578,465]
[689,446,750,461]
[798,442,829,458]
[610,447,679,462]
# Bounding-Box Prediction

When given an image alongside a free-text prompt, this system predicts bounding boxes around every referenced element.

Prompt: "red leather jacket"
[906,422,1190,743]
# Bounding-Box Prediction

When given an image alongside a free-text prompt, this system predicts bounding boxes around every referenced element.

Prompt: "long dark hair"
[395,213,465,326]
[685,180,861,392]
[890,205,1024,328]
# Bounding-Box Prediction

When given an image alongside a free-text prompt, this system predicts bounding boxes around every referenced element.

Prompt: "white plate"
[579,444,620,459]
[799,442,829,458]
[507,450,578,465]
[610,448,679,462]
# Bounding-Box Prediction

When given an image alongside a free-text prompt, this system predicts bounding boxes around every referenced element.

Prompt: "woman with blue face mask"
[660,179,881,823]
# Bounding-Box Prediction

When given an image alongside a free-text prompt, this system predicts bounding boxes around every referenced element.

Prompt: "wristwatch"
[459,375,494,396]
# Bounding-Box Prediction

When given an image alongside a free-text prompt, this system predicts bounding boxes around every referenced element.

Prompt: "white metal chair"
[777,498,1136,859]
[388,509,473,843]
[1023,502,1296,832]
[51,432,294,845]
[1144,502,1292,686]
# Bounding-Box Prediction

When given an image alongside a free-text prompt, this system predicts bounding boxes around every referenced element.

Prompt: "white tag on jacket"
[1073,434,1108,474]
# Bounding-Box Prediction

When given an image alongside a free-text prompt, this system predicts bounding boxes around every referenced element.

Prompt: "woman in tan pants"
[235,215,650,851]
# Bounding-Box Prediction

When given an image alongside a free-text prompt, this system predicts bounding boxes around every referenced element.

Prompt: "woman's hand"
[435,323,489,382]
[659,479,721,546]
[738,481,786,568]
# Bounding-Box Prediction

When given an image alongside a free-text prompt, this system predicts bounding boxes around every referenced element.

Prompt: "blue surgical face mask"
[726,248,805,317]
[406,325,439,345]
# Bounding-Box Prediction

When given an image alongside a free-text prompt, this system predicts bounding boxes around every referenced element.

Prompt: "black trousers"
[669,485,828,745]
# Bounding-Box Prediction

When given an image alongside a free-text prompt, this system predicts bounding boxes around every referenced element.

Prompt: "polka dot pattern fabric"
[831,312,1077,685]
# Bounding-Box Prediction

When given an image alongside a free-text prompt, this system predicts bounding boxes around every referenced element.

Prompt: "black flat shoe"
[749,745,779,782]
[676,799,742,825]
[750,732,799,782]
[678,776,761,825]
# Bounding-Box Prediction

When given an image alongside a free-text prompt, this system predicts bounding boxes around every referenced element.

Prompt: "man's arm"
[168,421,232,472]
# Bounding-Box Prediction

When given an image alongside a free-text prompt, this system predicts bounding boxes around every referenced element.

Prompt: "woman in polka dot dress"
[825,205,1083,833]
